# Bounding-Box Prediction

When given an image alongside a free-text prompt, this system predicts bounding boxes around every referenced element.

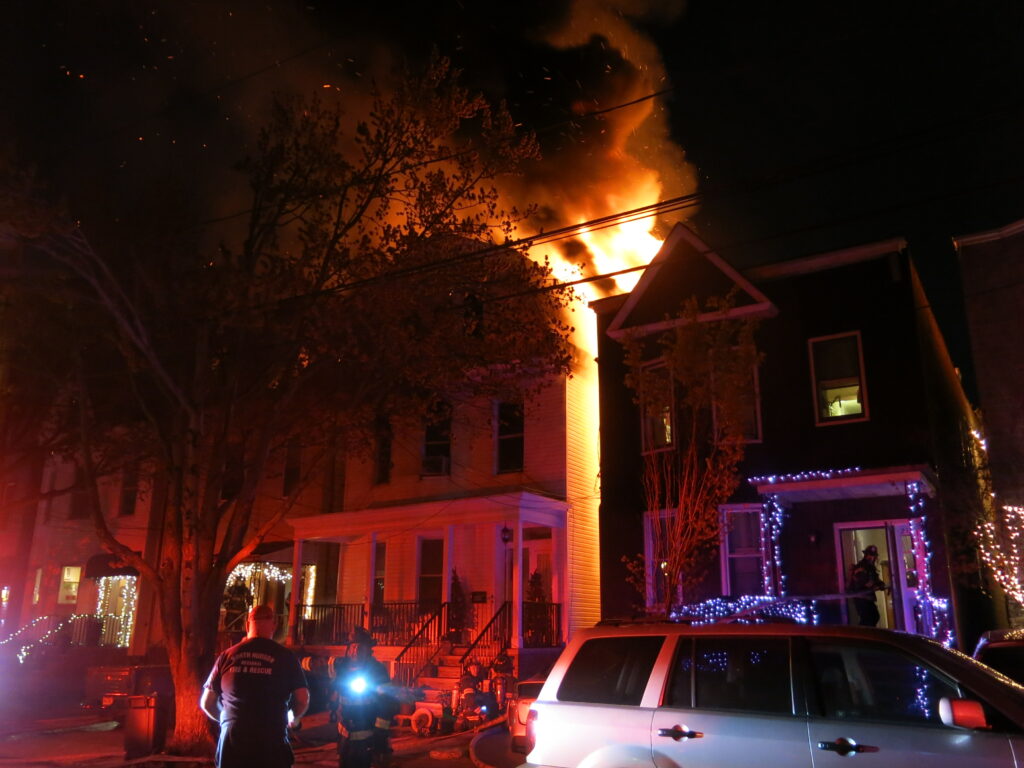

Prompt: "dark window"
[418,538,444,610]
[809,641,960,724]
[221,446,243,502]
[809,332,867,424]
[68,467,89,519]
[496,402,524,473]
[422,403,452,476]
[640,365,674,452]
[693,637,792,714]
[557,635,665,705]
[283,438,301,497]
[118,464,139,517]
[374,417,392,485]
[321,444,346,514]
[373,542,386,606]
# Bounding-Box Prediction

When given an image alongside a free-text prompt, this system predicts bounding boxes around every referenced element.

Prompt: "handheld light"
[349,675,368,694]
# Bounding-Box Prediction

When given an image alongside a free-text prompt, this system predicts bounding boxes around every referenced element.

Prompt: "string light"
[761,494,786,596]
[978,505,1024,607]
[670,594,818,625]
[228,562,293,584]
[749,467,862,485]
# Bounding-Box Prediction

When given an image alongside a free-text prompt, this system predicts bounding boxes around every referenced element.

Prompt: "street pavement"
[0,707,523,768]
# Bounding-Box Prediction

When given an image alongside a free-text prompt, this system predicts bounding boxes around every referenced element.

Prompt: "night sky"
[4,1,1023,379]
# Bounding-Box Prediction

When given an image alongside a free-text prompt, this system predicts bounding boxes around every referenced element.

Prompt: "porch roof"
[286,490,568,542]
[750,465,935,504]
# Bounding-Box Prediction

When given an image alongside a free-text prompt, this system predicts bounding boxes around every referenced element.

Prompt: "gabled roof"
[606,223,777,340]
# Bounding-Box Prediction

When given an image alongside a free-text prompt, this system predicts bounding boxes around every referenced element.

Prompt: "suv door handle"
[816,738,878,756]
[658,725,704,741]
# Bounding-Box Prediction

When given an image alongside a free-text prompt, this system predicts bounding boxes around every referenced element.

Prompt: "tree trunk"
[166,627,217,756]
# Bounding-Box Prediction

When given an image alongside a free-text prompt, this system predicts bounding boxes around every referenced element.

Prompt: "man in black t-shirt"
[201,603,309,768]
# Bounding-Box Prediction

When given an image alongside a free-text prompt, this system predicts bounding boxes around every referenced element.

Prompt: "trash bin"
[124,694,166,759]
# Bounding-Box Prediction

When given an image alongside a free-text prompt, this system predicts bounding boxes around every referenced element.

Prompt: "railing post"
[287,539,303,645]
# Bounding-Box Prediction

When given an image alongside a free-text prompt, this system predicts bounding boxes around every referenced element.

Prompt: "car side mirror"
[939,697,991,730]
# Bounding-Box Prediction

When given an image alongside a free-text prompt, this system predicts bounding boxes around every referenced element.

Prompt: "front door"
[835,521,914,630]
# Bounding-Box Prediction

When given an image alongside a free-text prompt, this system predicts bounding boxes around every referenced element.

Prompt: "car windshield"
[979,645,1024,685]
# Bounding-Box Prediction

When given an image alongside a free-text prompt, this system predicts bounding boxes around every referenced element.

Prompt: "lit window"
[59,565,82,604]
[809,332,868,425]
[640,365,674,452]
[32,568,42,605]
[720,506,766,596]
[496,402,524,474]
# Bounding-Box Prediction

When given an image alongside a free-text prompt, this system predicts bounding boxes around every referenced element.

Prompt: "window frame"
[421,403,452,477]
[719,504,768,597]
[808,331,869,426]
[58,565,82,605]
[494,401,525,474]
[639,362,675,454]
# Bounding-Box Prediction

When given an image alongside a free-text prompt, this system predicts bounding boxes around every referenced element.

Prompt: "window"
[0,481,14,529]
[496,402,524,473]
[640,364,674,452]
[283,438,301,497]
[422,403,452,476]
[738,364,762,442]
[68,467,89,519]
[720,506,766,596]
[58,565,82,604]
[32,568,42,605]
[688,637,792,714]
[118,463,139,517]
[557,635,665,705]
[418,538,444,611]
[808,640,960,724]
[809,332,868,424]
[321,445,346,514]
[374,417,392,485]
[373,542,386,606]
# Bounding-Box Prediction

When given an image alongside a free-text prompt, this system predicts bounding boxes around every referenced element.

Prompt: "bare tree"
[623,293,760,616]
[3,57,570,754]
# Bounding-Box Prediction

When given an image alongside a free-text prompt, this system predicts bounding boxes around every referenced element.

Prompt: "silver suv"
[523,622,1024,767]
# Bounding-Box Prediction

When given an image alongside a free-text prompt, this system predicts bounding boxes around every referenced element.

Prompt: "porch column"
[364,533,376,630]
[444,524,455,599]
[287,538,303,645]
[512,519,524,648]
[551,525,566,643]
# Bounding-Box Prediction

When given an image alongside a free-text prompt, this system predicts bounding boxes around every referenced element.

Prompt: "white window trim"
[719,504,768,596]
[808,330,869,427]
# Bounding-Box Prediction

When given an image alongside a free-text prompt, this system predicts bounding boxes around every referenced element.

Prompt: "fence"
[295,603,365,645]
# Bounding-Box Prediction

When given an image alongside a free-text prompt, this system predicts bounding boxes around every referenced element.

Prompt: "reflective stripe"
[375,717,391,729]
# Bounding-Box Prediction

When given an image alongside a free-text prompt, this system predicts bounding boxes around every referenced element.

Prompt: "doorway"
[834,520,917,631]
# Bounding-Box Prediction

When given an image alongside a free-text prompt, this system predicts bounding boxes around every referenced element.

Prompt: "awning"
[84,552,139,579]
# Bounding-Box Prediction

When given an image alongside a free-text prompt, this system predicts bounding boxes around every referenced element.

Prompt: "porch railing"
[295,603,365,646]
[371,601,439,647]
[392,602,449,687]
[461,601,511,666]
[524,602,562,648]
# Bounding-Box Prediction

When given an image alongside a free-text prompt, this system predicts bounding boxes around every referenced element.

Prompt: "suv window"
[808,640,961,725]
[666,636,793,714]
[557,635,665,705]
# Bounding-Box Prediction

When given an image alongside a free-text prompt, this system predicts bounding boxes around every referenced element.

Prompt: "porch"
[276,491,569,674]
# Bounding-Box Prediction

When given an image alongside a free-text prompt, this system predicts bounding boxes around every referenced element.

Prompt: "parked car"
[508,679,545,753]
[523,622,1024,768]
[973,628,1024,684]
